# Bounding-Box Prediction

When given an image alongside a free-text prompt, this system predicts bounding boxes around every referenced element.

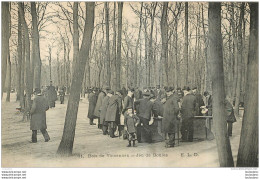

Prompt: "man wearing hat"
[181,87,197,142]
[30,88,50,143]
[47,81,57,108]
[87,88,98,125]
[105,90,123,138]
[101,89,113,135]
[192,86,205,116]
[162,87,180,147]
[122,88,134,115]
[94,87,107,129]
[134,91,154,143]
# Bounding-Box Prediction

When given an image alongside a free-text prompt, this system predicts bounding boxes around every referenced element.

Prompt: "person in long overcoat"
[58,88,65,104]
[101,90,113,135]
[122,88,134,114]
[181,87,197,142]
[162,87,180,147]
[105,90,123,138]
[134,92,154,143]
[47,81,57,108]
[124,107,140,147]
[192,87,205,116]
[134,87,142,101]
[87,89,98,125]
[225,98,236,137]
[94,89,106,129]
[30,88,50,143]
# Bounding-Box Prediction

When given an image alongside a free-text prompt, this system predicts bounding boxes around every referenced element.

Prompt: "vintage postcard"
[1,1,258,170]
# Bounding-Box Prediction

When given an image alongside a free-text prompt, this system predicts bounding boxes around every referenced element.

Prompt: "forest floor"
[1,93,243,168]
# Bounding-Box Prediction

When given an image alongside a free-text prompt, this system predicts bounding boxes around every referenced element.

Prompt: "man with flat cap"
[134,91,154,143]
[30,88,50,143]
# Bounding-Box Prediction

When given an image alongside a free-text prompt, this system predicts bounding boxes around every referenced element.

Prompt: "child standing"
[124,107,140,147]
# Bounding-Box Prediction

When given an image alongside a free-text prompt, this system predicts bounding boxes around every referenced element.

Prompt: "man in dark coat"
[30,88,50,143]
[94,88,106,129]
[134,87,142,101]
[162,87,180,147]
[101,90,113,135]
[47,81,57,108]
[122,88,134,115]
[192,87,205,116]
[181,87,197,142]
[121,87,127,99]
[105,90,123,138]
[225,98,236,137]
[87,89,98,125]
[203,91,212,116]
[134,92,154,143]
[58,87,65,104]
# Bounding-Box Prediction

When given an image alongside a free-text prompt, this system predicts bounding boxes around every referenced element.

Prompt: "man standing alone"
[30,88,50,143]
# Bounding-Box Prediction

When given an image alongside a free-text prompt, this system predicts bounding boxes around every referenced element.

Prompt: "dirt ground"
[1,93,243,167]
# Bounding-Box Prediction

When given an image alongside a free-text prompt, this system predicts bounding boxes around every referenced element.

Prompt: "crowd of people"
[28,81,236,147]
[86,85,236,148]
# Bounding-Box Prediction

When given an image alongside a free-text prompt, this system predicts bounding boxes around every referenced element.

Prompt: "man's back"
[135,98,153,120]
[181,93,196,118]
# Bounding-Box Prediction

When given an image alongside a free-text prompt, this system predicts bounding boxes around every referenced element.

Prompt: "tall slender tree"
[105,2,111,87]
[116,2,123,90]
[2,2,10,98]
[161,2,168,86]
[31,2,42,89]
[19,2,32,121]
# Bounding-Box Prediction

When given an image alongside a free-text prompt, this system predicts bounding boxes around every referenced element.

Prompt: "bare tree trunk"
[16,11,22,101]
[161,2,168,87]
[20,26,25,110]
[2,2,10,98]
[19,2,32,121]
[6,3,11,102]
[48,47,52,82]
[112,2,117,91]
[105,2,111,88]
[148,3,157,87]
[237,2,258,167]
[6,49,11,102]
[31,2,41,90]
[234,3,245,116]
[208,2,234,167]
[134,3,143,87]
[72,2,79,78]
[184,2,189,86]
[201,4,211,93]
[57,2,95,156]
[116,2,123,90]
[231,3,238,104]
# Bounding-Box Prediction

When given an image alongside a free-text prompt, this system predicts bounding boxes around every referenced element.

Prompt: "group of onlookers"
[27,81,236,146]
[87,85,237,148]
